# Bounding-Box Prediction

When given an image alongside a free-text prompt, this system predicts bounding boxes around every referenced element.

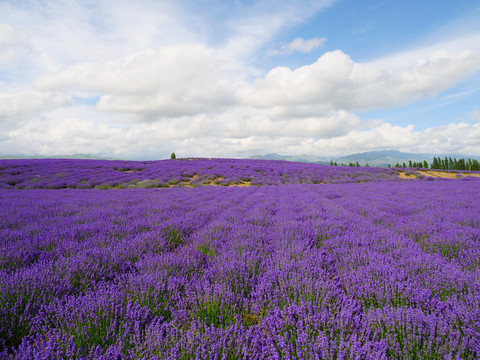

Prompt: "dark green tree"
[170,151,176,159]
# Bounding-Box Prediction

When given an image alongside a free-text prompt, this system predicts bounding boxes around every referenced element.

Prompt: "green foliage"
[129,288,172,321]
[170,152,176,160]
[314,231,330,248]
[163,227,184,250]
[196,242,217,257]
[0,291,37,351]
[195,297,236,329]
[430,156,480,171]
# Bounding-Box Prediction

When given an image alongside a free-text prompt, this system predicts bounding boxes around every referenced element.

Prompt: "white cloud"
[4,103,480,159]
[0,23,33,68]
[0,91,70,122]
[241,49,480,111]
[0,23,29,50]
[220,0,334,61]
[35,45,238,119]
[471,110,480,121]
[35,45,220,94]
[268,37,326,56]
[1,0,480,159]
[291,121,480,157]
[369,30,480,69]
[36,45,480,123]
[268,104,335,120]
[0,0,201,72]
[217,107,361,139]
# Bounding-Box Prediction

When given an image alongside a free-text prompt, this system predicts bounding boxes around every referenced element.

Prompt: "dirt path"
[397,172,416,179]
[397,170,480,179]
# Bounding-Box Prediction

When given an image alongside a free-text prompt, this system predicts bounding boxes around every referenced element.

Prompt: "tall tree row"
[430,156,480,171]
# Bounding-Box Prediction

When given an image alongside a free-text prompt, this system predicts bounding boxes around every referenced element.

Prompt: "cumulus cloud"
[293,121,480,157]
[0,23,29,49]
[0,0,202,73]
[241,49,480,111]
[268,37,326,55]
[30,1,336,120]
[216,107,361,139]
[471,110,480,121]
[34,46,480,122]
[1,103,361,158]
[224,121,480,158]
[0,91,70,122]
[2,0,480,159]
[35,45,239,119]
[5,110,480,159]
[220,1,333,60]
[267,104,334,120]
[0,23,32,63]
[36,45,218,94]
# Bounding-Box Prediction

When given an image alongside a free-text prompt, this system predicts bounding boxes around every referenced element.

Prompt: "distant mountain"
[251,150,480,167]
[249,153,331,165]
[337,150,480,167]
[0,153,116,160]
[335,150,433,167]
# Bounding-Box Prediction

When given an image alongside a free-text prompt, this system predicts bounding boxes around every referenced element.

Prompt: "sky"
[1,0,480,160]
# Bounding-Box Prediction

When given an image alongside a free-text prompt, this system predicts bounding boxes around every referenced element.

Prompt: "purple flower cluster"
[0,158,405,189]
[1,170,480,358]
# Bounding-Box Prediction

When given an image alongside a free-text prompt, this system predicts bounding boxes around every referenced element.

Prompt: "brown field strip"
[397,170,480,179]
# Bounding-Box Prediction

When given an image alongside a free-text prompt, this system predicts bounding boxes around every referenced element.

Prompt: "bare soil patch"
[230,182,252,187]
[397,172,417,179]
[420,170,460,179]
[397,170,480,180]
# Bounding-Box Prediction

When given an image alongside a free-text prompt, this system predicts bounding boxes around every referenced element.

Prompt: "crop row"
[1,180,480,359]
[0,158,409,189]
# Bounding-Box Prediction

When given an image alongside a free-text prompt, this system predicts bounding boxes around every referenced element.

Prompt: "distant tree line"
[330,161,362,167]
[393,157,480,170]
[393,160,429,169]
[329,157,480,170]
[430,157,480,171]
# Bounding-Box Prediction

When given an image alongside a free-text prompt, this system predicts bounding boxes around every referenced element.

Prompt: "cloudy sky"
[1,0,480,159]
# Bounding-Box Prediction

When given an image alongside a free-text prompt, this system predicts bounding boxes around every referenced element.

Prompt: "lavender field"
[1,159,480,359]
[0,158,402,189]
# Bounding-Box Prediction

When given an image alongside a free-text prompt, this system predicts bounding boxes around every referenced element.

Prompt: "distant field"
[0,158,403,189]
[2,158,478,190]
[1,159,480,359]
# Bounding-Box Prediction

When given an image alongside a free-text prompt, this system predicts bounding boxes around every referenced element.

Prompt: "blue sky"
[1,0,480,159]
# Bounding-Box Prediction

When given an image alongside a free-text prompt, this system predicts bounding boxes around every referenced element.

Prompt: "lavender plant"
[0,159,479,359]
[0,158,406,189]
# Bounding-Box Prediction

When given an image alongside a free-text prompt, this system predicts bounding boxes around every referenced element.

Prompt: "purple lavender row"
[1,180,480,358]
[0,158,408,189]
